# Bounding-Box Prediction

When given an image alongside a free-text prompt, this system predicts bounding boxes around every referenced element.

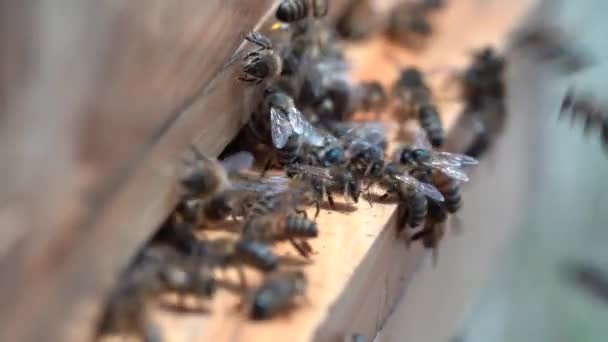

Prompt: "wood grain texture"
[149,1,537,341]
[0,1,354,341]
[0,1,277,341]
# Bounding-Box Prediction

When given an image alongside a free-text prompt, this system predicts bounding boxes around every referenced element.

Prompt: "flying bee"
[286,164,362,209]
[238,32,283,84]
[242,212,318,258]
[356,81,388,116]
[512,25,593,74]
[386,2,432,49]
[410,199,447,265]
[276,0,328,23]
[559,87,608,151]
[250,270,308,320]
[393,67,445,147]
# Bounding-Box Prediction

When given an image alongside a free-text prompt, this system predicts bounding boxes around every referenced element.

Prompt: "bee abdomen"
[285,214,318,238]
[278,136,302,166]
[312,0,328,18]
[442,186,461,213]
[276,0,308,22]
[434,176,461,213]
[419,105,444,147]
[236,239,279,272]
[427,198,448,223]
[406,192,427,228]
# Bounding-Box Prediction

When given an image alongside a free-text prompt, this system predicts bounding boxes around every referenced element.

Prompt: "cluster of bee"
[97,0,491,340]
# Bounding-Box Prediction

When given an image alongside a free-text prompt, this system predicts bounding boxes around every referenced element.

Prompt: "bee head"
[411,148,431,163]
[322,146,345,166]
[398,147,414,165]
[399,68,423,87]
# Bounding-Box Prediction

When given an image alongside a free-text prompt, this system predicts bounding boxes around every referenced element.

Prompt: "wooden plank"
[0,1,277,341]
[0,1,354,341]
[149,1,537,341]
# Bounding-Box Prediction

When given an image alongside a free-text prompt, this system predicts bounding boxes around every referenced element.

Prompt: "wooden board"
[0,2,354,342]
[150,1,538,341]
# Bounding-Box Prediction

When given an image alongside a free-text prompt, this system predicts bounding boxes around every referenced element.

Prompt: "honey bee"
[243,212,318,258]
[386,2,432,49]
[356,81,388,116]
[287,164,362,209]
[151,250,217,305]
[238,32,283,84]
[512,25,593,74]
[180,147,254,198]
[375,162,444,229]
[394,133,478,183]
[410,199,447,265]
[336,0,378,40]
[559,87,608,151]
[250,270,308,320]
[460,47,506,110]
[256,88,322,149]
[393,67,444,147]
[96,272,161,342]
[276,0,328,23]
[431,171,461,214]
[328,121,388,178]
[205,237,280,274]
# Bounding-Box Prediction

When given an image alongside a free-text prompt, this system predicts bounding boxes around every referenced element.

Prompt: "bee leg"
[238,75,260,83]
[261,158,274,176]
[380,192,391,201]
[295,208,308,219]
[289,239,310,258]
[314,201,320,219]
[245,32,272,50]
[236,265,248,291]
[301,240,314,254]
[326,189,335,208]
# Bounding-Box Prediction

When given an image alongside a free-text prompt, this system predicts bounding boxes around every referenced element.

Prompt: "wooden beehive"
[0,0,541,341]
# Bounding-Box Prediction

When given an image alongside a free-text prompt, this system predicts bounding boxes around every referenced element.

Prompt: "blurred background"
[456,1,608,341]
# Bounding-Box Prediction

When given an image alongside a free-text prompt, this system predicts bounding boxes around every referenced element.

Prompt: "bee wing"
[270,107,294,148]
[393,173,445,202]
[434,165,470,182]
[260,175,292,194]
[413,129,432,149]
[434,151,479,166]
[220,151,254,173]
[300,120,326,147]
[291,164,334,180]
[287,107,306,134]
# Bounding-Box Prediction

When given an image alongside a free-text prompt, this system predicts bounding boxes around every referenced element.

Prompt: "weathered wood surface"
[0,1,353,341]
[0,1,277,341]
